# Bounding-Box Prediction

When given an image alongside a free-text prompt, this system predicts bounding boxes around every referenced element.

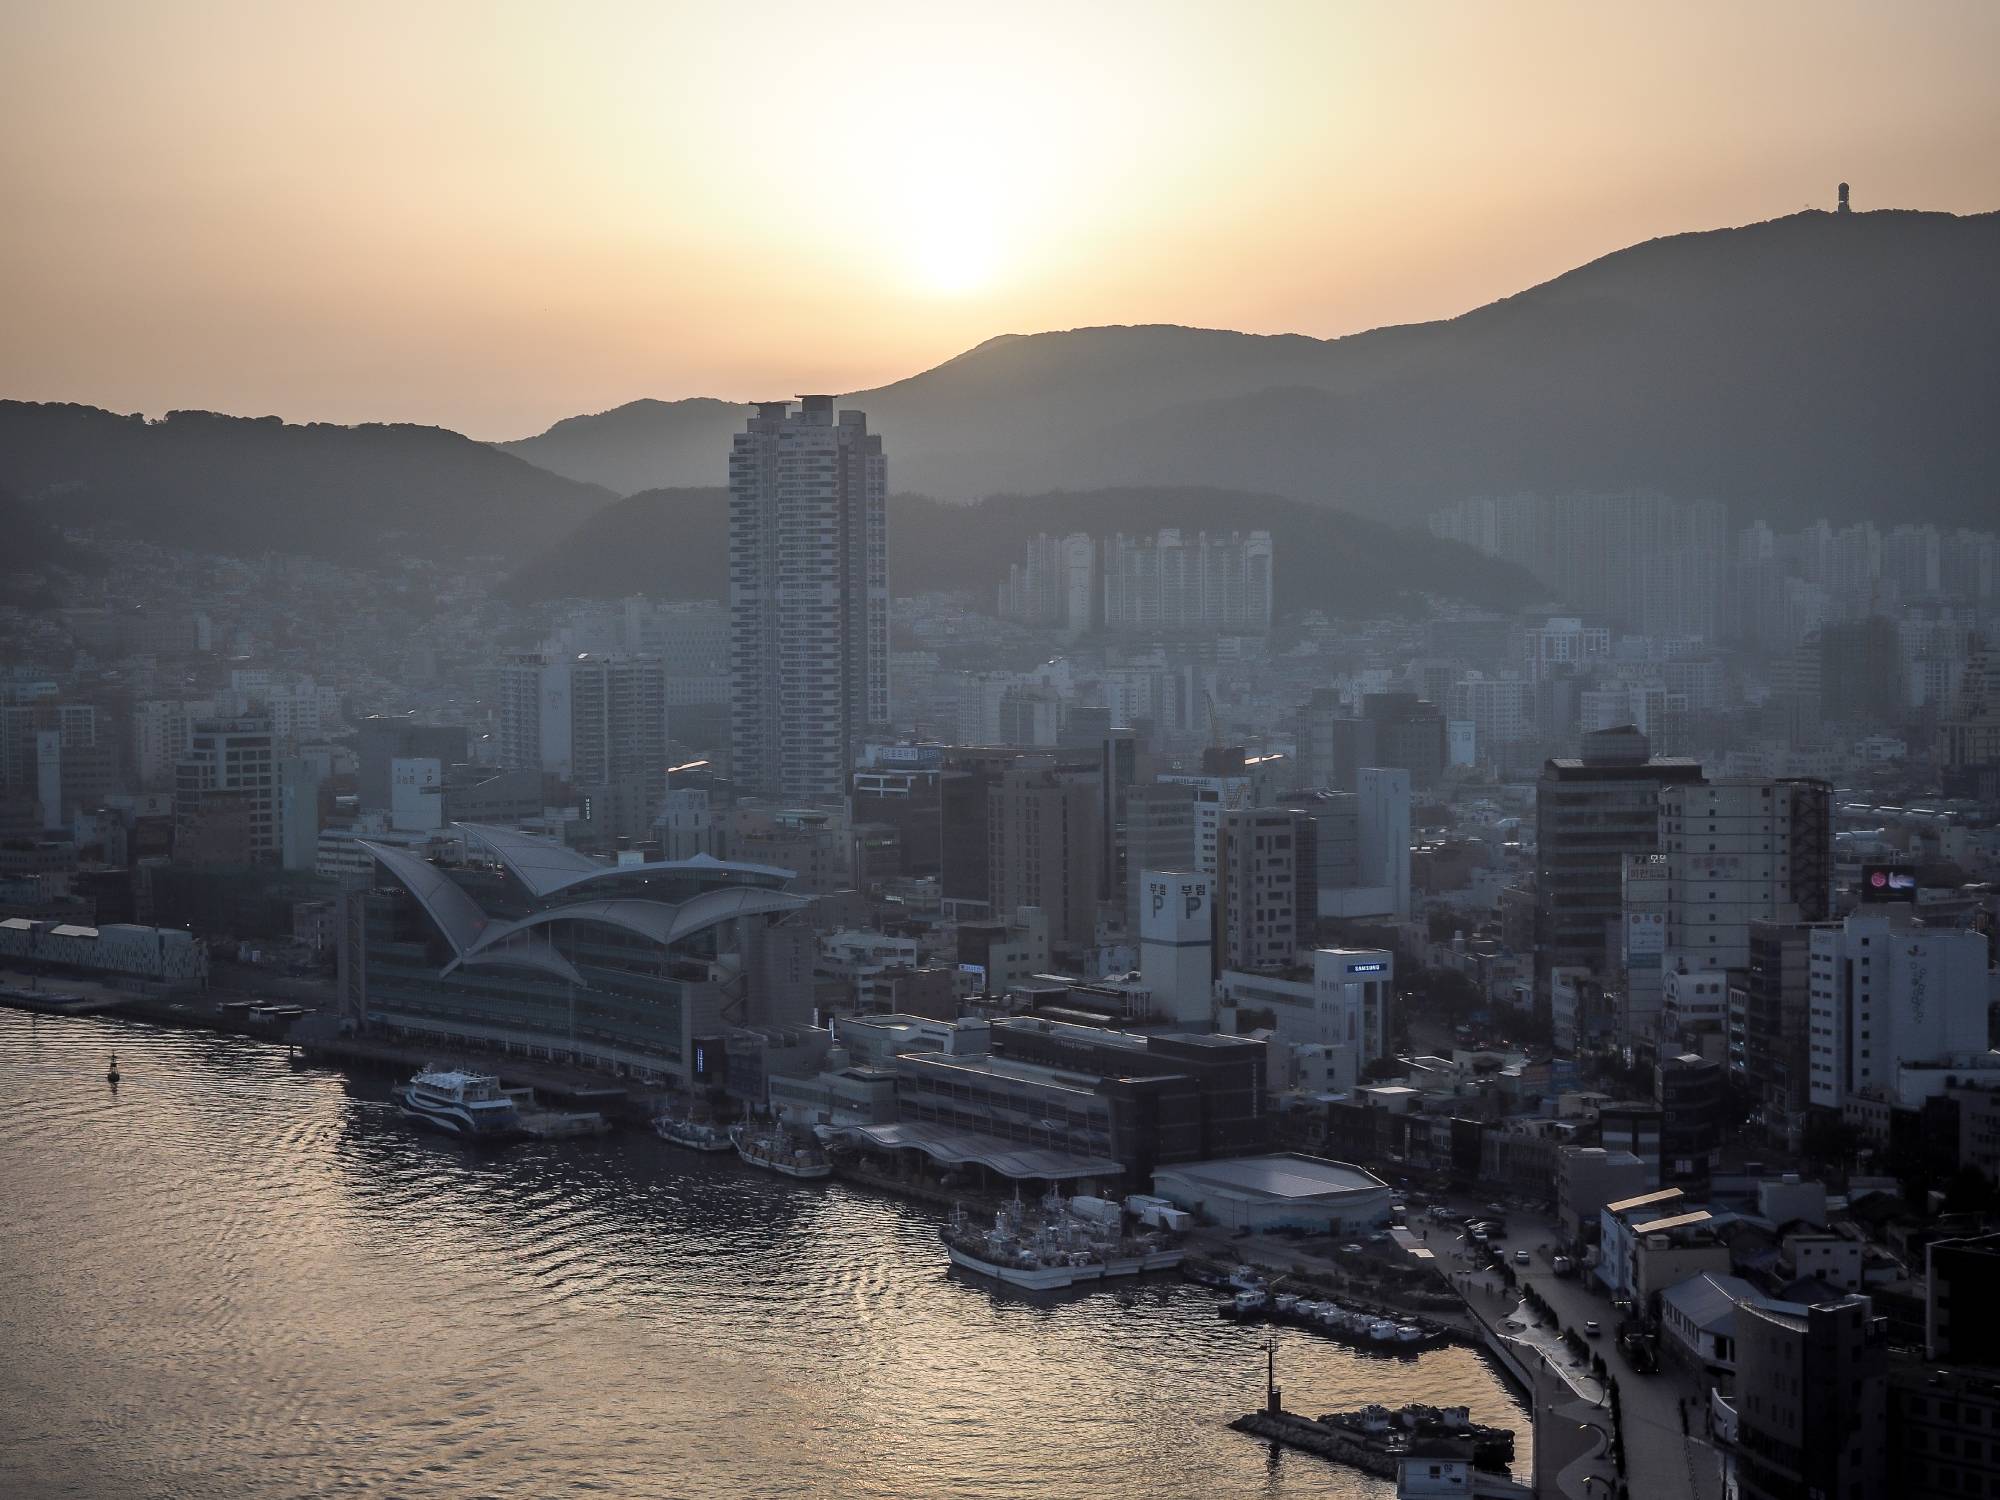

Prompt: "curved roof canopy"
[360,840,490,955]
[454,886,808,966]
[455,824,795,897]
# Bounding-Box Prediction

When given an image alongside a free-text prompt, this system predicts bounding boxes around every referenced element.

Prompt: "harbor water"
[0,1011,1528,1499]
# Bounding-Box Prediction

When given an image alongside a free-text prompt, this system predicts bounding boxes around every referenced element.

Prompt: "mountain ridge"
[499,208,2000,527]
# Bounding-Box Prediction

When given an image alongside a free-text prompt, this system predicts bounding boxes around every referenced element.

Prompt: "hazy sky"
[3,0,1996,438]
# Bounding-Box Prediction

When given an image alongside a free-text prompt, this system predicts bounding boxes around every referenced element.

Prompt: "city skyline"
[3,1,1997,436]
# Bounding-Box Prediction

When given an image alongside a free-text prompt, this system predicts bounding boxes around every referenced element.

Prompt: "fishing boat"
[654,1113,733,1152]
[944,1194,1187,1291]
[730,1121,832,1179]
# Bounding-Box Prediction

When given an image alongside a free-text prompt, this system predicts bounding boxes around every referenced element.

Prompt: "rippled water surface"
[0,1013,1527,1498]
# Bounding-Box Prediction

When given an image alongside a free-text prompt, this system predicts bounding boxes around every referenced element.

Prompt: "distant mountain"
[503,209,2000,528]
[0,403,616,565]
[494,397,749,496]
[500,484,1543,616]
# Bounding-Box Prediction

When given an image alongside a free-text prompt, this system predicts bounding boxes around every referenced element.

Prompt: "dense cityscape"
[4,6,1999,1500]
[5,377,1999,1498]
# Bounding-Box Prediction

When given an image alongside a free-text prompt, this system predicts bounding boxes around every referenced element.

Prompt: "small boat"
[1367,1319,1398,1343]
[106,1052,120,1085]
[397,1068,522,1140]
[655,1113,733,1152]
[730,1121,832,1179]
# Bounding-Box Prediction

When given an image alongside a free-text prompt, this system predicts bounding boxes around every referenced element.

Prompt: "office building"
[1124,781,1199,930]
[1739,919,1818,1118]
[1925,1231,2000,1363]
[175,717,277,863]
[1656,1051,1722,1190]
[1733,1295,1886,1500]
[1807,911,1991,1111]
[987,767,1100,949]
[354,716,470,814]
[1217,807,1309,971]
[1889,1363,2000,1500]
[1356,767,1411,919]
[727,396,888,801]
[1535,726,1704,1005]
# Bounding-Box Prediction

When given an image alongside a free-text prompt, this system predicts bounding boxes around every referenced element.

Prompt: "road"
[1418,1197,1726,1500]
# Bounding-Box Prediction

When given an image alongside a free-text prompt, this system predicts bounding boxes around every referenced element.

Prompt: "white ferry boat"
[730,1122,832,1179]
[397,1069,522,1139]
[944,1193,1186,1291]
[655,1113,733,1152]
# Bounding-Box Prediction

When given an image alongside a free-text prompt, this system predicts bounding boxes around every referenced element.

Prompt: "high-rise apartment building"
[1807,911,1991,1112]
[1100,529,1273,635]
[1535,726,1705,1004]
[569,655,669,787]
[1660,779,1832,974]
[497,653,575,779]
[997,533,1096,634]
[1430,492,1726,641]
[727,397,888,802]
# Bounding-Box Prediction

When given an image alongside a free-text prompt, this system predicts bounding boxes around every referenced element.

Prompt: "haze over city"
[4,0,1998,434]
[4,5,2000,1500]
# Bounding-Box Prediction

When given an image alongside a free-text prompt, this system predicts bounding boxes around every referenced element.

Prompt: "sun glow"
[907,192,1003,296]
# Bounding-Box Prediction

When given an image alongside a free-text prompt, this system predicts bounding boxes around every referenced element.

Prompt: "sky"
[2,0,1996,439]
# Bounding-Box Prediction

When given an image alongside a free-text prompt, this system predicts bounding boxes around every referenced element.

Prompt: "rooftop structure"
[1151,1152,1391,1231]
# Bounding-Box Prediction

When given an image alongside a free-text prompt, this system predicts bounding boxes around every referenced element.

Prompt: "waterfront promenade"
[1420,1204,1726,1500]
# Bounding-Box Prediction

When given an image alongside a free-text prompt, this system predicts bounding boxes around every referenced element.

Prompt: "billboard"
[1859,865,1918,902]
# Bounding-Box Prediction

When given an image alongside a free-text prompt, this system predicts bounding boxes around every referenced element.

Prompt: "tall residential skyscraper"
[728,397,888,801]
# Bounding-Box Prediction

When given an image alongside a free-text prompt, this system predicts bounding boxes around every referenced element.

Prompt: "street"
[1415,1196,1726,1500]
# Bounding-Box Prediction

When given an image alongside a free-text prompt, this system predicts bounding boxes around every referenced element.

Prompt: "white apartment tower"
[728,397,888,801]
[1659,779,1833,973]
[497,653,574,779]
[1808,912,1991,1110]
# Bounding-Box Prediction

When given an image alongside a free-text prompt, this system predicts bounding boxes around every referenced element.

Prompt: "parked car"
[1584,1320,1602,1337]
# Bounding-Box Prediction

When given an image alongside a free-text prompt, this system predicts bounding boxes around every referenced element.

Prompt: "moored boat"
[655,1113,733,1152]
[945,1194,1186,1292]
[397,1068,522,1140]
[730,1121,832,1178]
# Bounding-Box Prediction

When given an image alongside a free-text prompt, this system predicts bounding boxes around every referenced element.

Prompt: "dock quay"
[1229,1409,1400,1478]
[1230,1402,1515,1481]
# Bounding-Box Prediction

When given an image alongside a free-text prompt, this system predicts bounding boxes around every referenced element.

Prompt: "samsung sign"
[1347,961,1386,974]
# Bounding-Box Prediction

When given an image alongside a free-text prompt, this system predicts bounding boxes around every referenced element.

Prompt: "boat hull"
[397,1093,520,1141]
[655,1121,734,1152]
[948,1244,1104,1290]
[735,1145,833,1179]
